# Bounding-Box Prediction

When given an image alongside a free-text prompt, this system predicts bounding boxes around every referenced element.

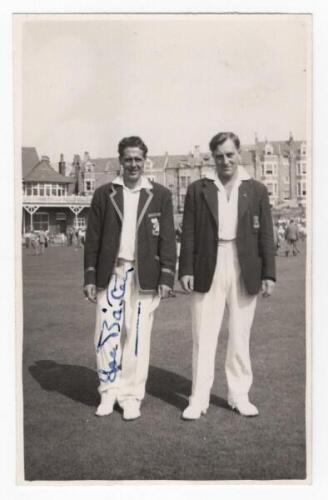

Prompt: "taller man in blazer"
[179,132,276,419]
[84,136,176,420]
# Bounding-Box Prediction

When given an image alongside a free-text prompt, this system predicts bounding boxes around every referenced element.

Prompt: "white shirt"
[113,176,153,261]
[206,166,251,241]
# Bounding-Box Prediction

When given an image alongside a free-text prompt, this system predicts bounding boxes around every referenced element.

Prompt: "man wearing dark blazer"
[84,136,176,420]
[179,132,276,419]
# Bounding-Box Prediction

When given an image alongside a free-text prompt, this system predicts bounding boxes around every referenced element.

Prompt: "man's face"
[120,147,145,185]
[212,138,240,181]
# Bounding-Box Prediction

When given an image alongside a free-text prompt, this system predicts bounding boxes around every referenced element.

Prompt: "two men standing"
[84,132,276,421]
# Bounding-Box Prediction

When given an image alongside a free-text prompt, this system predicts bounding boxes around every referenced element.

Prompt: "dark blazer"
[84,180,176,291]
[178,177,276,295]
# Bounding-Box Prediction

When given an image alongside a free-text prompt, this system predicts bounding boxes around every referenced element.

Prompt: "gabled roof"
[24,159,74,184]
[240,150,253,165]
[22,147,39,178]
[92,157,120,173]
[95,171,118,188]
[166,155,190,168]
[246,140,305,157]
[147,156,168,169]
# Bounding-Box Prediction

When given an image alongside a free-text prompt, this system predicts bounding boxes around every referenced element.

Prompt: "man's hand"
[83,284,97,303]
[158,284,171,299]
[261,279,275,298]
[180,275,194,293]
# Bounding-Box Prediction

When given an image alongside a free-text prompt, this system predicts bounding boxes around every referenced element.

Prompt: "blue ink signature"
[97,267,135,379]
[96,319,121,351]
[135,301,141,356]
[109,267,134,301]
[98,345,120,383]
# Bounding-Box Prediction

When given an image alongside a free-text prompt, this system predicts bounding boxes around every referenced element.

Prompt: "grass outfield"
[22,242,307,481]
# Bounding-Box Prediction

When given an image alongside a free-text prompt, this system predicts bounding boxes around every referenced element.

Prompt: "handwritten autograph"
[96,266,135,383]
[97,345,120,383]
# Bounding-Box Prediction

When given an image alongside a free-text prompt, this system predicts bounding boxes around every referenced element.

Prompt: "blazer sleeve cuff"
[84,267,96,286]
[159,267,175,288]
[262,276,276,282]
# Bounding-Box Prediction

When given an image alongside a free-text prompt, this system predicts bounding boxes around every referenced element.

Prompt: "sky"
[20,14,311,163]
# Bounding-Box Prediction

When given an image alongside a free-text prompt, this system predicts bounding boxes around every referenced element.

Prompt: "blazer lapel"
[109,184,124,223]
[238,180,251,221]
[137,188,154,229]
[202,181,218,227]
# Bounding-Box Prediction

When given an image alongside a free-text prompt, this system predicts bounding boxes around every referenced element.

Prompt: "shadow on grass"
[28,360,99,407]
[147,365,229,411]
[28,361,228,411]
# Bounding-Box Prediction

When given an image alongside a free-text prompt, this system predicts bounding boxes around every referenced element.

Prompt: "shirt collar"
[112,175,153,192]
[206,165,251,191]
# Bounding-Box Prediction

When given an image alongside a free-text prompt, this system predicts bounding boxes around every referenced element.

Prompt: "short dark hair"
[209,132,241,153]
[118,136,148,158]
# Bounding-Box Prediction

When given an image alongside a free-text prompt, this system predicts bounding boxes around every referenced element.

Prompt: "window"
[84,180,94,193]
[297,162,307,176]
[266,182,277,196]
[301,182,306,196]
[297,162,301,175]
[297,182,301,196]
[58,185,63,196]
[56,212,67,221]
[264,163,277,176]
[45,184,51,196]
[26,184,32,196]
[77,217,86,229]
[32,183,38,196]
[39,184,45,196]
[144,159,153,170]
[34,212,49,231]
[180,176,187,189]
[264,143,274,155]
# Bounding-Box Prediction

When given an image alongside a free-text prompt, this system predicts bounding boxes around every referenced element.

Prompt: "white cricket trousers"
[94,260,160,405]
[190,241,257,410]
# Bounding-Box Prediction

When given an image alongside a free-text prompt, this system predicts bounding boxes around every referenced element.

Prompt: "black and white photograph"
[13,10,312,485]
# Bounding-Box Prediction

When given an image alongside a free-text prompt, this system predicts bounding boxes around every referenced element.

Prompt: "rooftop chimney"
[59,153,66,176]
